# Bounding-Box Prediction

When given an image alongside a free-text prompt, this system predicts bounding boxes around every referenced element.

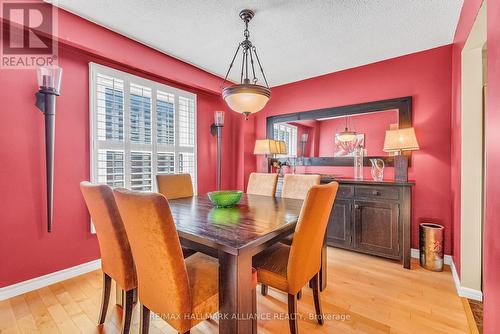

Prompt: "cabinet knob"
[372,190,380,196]
[354,204,360,209]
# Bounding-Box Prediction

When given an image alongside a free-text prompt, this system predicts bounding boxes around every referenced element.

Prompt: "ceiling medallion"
[221,9,271,120]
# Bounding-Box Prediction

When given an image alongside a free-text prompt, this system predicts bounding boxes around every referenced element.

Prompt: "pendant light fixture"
[336,117,357,142]
[221,9,271,120]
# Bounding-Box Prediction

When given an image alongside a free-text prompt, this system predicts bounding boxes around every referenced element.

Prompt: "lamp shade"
[254,139,279,155]
[214,110,225,126]
[336,130,357,143]
[383,127,419,152]
[37,66,63,94]
[276,140,287,154]
[223,84,270,117]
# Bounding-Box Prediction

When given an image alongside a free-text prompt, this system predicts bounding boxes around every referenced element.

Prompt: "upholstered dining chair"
[253,182,339,334]
[279,174,321,248]
[281,174,321,200]
[247,172,279,196]
[156,173,193,199]
[80,182,136,334]
[113,188,219,334]
[156,173,197,258]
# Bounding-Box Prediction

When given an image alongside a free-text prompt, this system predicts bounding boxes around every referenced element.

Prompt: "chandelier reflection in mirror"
[221,9,271,120]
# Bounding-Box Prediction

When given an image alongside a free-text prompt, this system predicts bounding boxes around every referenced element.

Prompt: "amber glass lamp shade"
[222,84,271,119]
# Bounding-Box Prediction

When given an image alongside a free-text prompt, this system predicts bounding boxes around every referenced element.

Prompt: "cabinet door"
[353,200,400,258]
[327,199,353,249]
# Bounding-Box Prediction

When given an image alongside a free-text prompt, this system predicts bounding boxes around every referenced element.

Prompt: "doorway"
[460,0,486,298]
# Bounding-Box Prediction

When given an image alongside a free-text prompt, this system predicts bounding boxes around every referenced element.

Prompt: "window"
[273,123,298,156]
[90,63,197,193]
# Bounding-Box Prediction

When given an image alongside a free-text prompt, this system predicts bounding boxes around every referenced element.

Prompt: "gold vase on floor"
[419,223,444,272]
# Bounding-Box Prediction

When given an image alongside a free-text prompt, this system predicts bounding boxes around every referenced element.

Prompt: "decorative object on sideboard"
[254,139,279,172]
[210,111,225,190]
[353,145,364,180]
[35,65,63,233]
[271,140,289,175]
[383,127,419,181]
[370,158,385,181]
[419,223,444,272]
[221,9,271,120]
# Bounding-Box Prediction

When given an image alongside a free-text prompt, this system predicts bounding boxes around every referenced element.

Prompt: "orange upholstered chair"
[156,173,194,199]
[80,182,137,334]
[247,172,279,196]
[114,189,219,334]
[253,182,339,334]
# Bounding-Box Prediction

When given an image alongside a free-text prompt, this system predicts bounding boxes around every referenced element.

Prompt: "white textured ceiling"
[49,0,463,87]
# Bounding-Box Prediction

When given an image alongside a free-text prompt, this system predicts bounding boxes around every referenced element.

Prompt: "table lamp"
[254,139,279,172]
[383,127,419,181]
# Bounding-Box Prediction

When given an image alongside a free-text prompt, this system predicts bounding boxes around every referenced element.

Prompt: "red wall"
[253,46,453,254]
[0,8,234,287]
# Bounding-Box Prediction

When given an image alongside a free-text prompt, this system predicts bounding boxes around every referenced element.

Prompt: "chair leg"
[261,284,268,296]
[252,285,257,334]
[140,304,150,334]
[98,273,111,325]
[287,293,298,334]
[297,289,302,300]
[310,272,324,325]
[121,289,134,334]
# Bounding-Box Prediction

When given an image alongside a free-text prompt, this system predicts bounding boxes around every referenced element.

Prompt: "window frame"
[89,62,198,193]
[273,123,298,157]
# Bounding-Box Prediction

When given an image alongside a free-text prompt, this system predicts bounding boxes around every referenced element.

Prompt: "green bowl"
[207,190,243,208]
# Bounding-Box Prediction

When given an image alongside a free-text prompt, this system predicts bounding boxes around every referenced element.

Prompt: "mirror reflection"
[272,109,398,158]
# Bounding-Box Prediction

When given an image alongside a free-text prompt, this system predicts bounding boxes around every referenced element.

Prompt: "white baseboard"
[410,248,453,265]
[0,259,101,301]
[411,248,483,301]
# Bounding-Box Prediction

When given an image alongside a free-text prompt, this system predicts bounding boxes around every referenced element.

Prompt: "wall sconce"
[300,133,309,157]
[210,111,224,190]
[35,66,63,232]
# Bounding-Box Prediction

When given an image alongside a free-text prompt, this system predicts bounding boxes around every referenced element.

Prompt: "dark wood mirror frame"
[266,96,413,167]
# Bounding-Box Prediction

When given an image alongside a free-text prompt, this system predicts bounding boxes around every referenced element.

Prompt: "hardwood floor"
[0,248,470,334]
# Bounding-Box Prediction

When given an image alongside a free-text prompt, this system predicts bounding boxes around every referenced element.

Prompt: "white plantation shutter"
[89,63,197,197]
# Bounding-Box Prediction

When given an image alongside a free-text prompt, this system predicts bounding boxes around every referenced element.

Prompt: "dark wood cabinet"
[353,200,400,259]
[276,176,413,268]
[328,180,413,268]
[327,198,352,249]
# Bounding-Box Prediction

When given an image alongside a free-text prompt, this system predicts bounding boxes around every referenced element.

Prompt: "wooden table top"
[168,194,303,255]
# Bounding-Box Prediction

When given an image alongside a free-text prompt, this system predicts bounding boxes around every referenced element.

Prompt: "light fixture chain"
[249,48,257,83]
[252,46,269,88]
[221,43,242,89]
[240,47,246,84]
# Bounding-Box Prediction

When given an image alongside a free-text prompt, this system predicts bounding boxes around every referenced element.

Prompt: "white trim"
[410,248,453,265]
[0,259,101,301]
[410,248,483,301]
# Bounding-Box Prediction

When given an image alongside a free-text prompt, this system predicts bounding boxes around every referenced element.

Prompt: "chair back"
[156,173,193,199]
[247,172,278,196]
[281,174,321,200]
[114,189,191,329]
[287,182,339,293]
[79,182,136,291]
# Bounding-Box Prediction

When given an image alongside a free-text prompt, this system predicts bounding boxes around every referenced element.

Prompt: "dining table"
[167,193,304,334]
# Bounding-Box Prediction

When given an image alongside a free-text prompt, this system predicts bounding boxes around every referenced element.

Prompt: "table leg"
[320,238,327,291]
[218,250,254,334]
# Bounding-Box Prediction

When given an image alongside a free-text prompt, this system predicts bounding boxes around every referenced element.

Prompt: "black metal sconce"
[210,111,224,190]
[35,66,63,232]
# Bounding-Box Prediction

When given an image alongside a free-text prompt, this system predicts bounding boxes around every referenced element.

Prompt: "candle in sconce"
[214,110,225,126]
[301,133,309,143]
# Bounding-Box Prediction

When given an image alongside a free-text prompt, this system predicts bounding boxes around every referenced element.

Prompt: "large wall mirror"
[266,96,412,166]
